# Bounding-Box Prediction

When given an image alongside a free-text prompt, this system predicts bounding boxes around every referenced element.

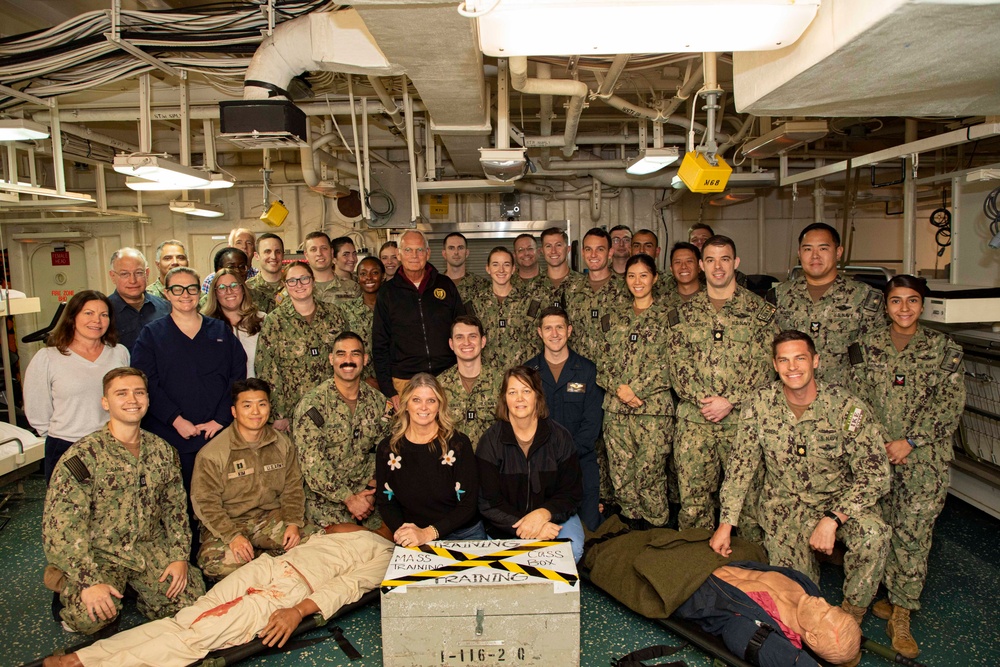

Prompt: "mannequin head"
[796,595,862,663]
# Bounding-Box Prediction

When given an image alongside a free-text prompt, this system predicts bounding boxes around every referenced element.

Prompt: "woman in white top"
[202,268,265,378]
[24,290,130,483]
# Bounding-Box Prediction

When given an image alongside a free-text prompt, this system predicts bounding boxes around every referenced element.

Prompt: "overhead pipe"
[593,55,631,99]
[717,116,754,157]
[660,57,704,119]
[653,189,685,210]
[599,96,727,141]
[524,133,688,147]
[536,61,554,169]
[508,56,589,159]
[33,101,425,124]
[367,75,423,156]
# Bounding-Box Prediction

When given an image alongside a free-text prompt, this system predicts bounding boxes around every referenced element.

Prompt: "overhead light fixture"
[470,0,821,56]
[708,189,757,206]
[114,154,211,188]
[677,151,732,193]
[741,120,829,158]
[479,148,528,183]
[169,200,224,218]
[0,118,49,141]
[625,147,680,175]
[125,171,235,191]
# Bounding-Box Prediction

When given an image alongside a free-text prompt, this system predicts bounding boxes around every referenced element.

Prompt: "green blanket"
[583,516,767,618]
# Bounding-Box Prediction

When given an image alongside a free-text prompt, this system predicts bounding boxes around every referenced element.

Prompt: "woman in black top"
[477,366,584,561]
[375,373,484,546]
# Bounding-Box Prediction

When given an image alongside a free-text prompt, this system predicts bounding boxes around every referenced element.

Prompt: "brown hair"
[201,268,263,336]
[102,366,148,394]
[496,365,549,421]
[47,290,119,354]
[389,373,456,457]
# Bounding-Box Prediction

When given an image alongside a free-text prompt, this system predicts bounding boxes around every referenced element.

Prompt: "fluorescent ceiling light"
[626,147,680,175]
[114,154,211,188]
[169,200,224,218]
[479,148,527,183]
[0,179,94,201]
[472,0,821,56]
[0,118,49,141]
[741,120,829,158]
[125,171,235,191]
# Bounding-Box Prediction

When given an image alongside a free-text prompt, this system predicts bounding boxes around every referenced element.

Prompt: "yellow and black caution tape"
[381,540,578,591]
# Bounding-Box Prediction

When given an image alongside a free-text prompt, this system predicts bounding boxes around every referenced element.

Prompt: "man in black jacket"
[373,230,464,411]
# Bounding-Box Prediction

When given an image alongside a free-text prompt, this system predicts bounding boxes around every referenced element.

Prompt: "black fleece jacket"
[476,417,582,536]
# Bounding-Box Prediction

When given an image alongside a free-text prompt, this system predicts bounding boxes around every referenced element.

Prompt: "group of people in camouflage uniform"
[38,220,965,665]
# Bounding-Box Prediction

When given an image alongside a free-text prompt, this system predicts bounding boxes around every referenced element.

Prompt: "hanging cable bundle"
[929,189,952,258]
[985,185,1000,249]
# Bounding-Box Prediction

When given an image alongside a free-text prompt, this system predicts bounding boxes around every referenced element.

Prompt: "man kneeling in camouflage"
[191,378,319,579]
[43,367,205,634]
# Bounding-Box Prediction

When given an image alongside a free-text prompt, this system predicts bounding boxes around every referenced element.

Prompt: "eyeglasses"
[611,237,631,245]
[166,284,201,296]
[215,283,243,293]
[115,270,147,281]
[284,275,313,287]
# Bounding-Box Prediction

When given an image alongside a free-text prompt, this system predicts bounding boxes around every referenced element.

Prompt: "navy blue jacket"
[524,349,604,463]
[674,560,824,667]
[132,315,247,456]
[108,290,170,351]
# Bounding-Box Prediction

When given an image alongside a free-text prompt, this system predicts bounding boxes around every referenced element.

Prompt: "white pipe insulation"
[508,57,589,159]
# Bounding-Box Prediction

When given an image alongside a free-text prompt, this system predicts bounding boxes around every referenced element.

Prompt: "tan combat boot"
[887,605,920,659]
[872,598,893,620]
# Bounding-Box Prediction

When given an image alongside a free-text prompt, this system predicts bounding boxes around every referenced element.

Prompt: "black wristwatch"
[824,510,844,528]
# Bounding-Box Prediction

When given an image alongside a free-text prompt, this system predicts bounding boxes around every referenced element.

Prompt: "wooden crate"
[381,538,580,667]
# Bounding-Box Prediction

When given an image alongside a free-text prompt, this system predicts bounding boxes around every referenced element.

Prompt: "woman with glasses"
[24,290,130,483]
[202,269,265,378]
[255,261,347,432]
[131,267,247,495]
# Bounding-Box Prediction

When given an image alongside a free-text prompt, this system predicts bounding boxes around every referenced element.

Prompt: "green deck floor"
[3,474,998,666]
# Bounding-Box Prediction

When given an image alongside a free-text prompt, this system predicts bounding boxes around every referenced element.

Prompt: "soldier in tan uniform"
[712,330,891,666]
[255,261,347,432]
[437,315,503,449]
[292,332,390,531]
[851,275,966,658]
[191,378,314,579]
[767,222,886,387]
[666,236,776,532]
[43,367,205,635]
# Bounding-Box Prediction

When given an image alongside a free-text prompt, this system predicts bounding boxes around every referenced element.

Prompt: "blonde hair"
[389,373,455,457]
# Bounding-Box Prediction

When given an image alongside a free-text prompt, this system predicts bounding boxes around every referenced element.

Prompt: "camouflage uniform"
[768,274,886,387]
[191,423,316,579]
[529,270,588,311]
[146,278,166,299]
[255,299,347,422]
[666,287,777,531]
[595,299,674,526]
[42,426,206,634]
[451,271,490,303]
[437,361,504,449]
[340,296,377,382]
[720,381,891,606]
[660,282,704,312]
[465,282,540,369]
[851,325,966,611]
[245,273,283,314]
[315,275,361,305]
[292,378,390,529]
[563,273,630,365]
